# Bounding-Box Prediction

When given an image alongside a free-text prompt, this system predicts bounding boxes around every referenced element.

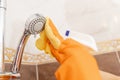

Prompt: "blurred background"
[3,0,120,63]
[2,0,120,79]
[5,0,120,54]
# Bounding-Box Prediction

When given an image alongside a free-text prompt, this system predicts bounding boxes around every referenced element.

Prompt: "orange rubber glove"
[36,17,102,80]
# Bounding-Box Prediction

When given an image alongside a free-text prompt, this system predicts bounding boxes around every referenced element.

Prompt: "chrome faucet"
[0,1,20,79]
[11,14,46,74]
[0,0,6,73]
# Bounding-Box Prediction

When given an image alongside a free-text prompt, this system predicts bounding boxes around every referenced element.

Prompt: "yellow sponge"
[36,17,63,56]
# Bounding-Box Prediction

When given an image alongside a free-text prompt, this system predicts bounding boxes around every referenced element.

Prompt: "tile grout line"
[36,64,39,80]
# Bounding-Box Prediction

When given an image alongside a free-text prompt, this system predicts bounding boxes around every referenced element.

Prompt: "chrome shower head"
[25,13,46,35]
[11,14,46,74]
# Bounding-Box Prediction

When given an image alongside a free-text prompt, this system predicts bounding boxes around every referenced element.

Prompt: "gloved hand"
[36,17,63,56]
[36,17,102,80]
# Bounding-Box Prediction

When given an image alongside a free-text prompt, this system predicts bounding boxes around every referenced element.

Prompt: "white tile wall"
[5,0,66,54]
[64,0,120,42]
[4,0,120,54]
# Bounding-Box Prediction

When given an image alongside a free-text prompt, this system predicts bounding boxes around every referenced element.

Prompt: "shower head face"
[25,14,46,35]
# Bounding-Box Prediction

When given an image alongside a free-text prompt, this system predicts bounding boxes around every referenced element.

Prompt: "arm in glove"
[35,17,102,80]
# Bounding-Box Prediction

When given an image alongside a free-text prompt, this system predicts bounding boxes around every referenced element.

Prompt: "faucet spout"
[0,0,6,73]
